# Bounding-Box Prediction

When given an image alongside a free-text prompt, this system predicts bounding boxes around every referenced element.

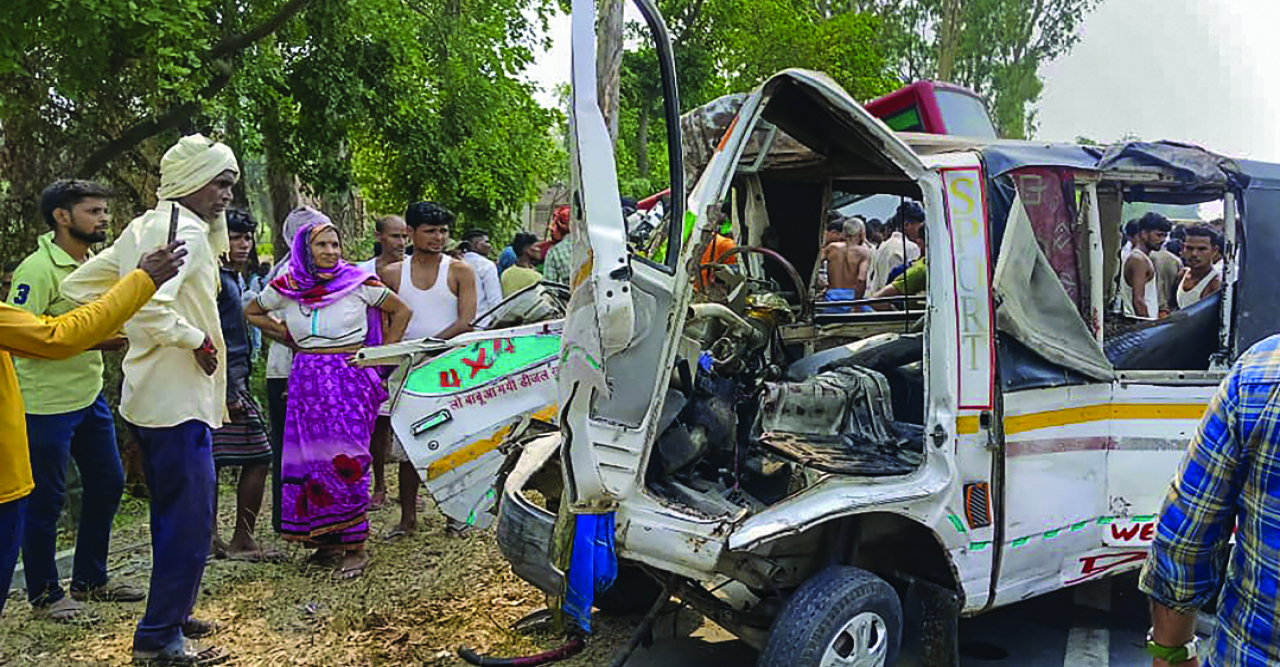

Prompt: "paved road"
[625,573,1181,667]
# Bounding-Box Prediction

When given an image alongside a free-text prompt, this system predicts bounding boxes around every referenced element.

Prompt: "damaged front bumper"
[495,433,564,597]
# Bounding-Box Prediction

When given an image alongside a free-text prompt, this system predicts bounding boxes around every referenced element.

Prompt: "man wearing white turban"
[62,134,238,666]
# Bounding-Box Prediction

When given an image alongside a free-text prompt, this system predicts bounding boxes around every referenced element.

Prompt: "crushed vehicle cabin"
[360,1,1280,665]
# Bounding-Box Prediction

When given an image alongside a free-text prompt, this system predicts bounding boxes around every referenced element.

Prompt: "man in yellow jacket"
[0,241,187,623]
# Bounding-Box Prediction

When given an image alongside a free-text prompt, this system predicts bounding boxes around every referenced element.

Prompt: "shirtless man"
[1174,225,1222,310]
[1121,212,1170,320]
[818,217,871,312]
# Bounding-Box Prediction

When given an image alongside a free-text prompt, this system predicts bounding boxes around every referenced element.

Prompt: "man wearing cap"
[62,134,237,666]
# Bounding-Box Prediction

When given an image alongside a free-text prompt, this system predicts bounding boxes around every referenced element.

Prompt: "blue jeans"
[129,421,215,652]
[0,497,26,618]
[22,393,124,605]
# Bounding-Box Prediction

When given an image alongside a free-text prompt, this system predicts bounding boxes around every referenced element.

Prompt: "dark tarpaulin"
[1097,141,1250,205]
[1235,159,1280,354]
[979,142,1101,179]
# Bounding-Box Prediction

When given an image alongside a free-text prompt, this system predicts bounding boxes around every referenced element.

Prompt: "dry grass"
[1,473,643,667]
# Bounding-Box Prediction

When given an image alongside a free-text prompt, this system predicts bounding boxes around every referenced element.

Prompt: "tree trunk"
[595,0,624,146]
[635,104,651,179]
[264,124,298,262]
[936,0,963,82]
[224,114,252,209]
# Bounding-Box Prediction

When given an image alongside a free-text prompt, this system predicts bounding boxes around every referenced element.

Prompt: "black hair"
[404,201,454,229]
[1170,225,1187,241]
[1138,212,1172,233]
[1123,219,1139,238]
[40,180,112,229]
[226,208,257,234]
[461,228,489,243]
[512,232,538,255]
[867,218,884,232]
[1164,239,1183,256]
[1184,225,1222,250]
[897,201,926,224]
[826,220,845,234]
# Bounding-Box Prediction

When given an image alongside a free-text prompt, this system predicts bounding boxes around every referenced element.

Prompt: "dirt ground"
[0,471,648,667]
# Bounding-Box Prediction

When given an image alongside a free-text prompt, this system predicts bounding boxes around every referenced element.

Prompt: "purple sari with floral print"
[279,353,386,548]
[277,215,388,548]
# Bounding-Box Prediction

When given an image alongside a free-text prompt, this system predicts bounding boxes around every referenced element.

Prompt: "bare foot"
[369,489,387,510]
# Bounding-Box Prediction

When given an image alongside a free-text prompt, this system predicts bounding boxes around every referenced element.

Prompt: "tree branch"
[76,63,234,179]
[208,0,314,61]
[75,0,315,178]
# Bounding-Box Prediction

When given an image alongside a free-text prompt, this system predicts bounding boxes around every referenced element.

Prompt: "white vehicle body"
[366,2,1268,664]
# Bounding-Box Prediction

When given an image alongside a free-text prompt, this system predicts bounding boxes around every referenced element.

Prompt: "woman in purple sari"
[245,211,411,578]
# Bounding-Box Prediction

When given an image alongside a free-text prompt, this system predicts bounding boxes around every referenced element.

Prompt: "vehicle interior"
[1099,184,1227,372]
[980,159,1231,394]
[639,82,931,520]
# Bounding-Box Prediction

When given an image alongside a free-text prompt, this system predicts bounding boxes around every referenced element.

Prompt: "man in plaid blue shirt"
[1140,335,1280,667]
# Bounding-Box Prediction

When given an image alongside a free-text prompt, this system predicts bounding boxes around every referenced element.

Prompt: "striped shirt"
[1139,334,1280,667]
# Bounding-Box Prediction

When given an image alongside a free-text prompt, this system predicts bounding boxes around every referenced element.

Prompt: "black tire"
[758,566,903,667]
[594,564,666,616]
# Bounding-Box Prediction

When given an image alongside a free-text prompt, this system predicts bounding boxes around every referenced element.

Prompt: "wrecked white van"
[363,1,1280,665]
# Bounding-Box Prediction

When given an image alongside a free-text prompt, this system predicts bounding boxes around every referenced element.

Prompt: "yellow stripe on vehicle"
[425,405,559,481]
[955,403,1208,437]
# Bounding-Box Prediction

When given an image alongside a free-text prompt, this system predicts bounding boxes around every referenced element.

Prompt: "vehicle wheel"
[758,566,902,667]
[594,564,666,616]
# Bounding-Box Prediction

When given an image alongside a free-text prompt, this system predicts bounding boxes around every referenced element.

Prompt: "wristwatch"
[1145,630,1198,664]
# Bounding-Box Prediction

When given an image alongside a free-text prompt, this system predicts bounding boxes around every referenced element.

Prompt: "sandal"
[132,639,229,666]
[380,527,414,543]
[305,549,341,568]
[333,556,369,581]
[72,580,146,603]
[225,548,289,563]
[31,597,98,624]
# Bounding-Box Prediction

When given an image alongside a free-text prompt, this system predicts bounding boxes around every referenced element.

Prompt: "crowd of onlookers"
[817,200,928,313]
[0,134,579,667]
[1118,211,1224,320]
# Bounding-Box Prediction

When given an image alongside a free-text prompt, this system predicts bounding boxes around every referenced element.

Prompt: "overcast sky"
[528,0,1280,161]
[1037,0,1280,162]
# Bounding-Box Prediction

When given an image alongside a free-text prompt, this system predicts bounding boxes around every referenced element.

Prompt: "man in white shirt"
[460,229,501,325]
[61,134,237,667]
[866,201,925,295]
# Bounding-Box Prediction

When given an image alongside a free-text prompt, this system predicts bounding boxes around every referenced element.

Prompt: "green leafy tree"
[0,0,561,262]
[812,0,1103,139]
[611,0,898,196]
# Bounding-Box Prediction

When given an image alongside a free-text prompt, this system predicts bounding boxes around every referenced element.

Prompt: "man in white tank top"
[1175,226,1222,311]
[378,202,477,538]
[1122,212,1170,320]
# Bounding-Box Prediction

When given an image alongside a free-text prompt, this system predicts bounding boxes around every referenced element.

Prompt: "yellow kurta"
[0,270,156,504]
